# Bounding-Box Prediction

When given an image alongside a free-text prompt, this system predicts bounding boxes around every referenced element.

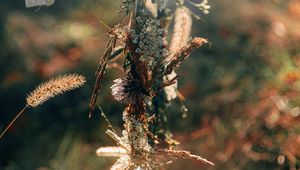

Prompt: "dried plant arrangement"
[89,0,214,169]
[0,74,86,139]
[2,0,212,169]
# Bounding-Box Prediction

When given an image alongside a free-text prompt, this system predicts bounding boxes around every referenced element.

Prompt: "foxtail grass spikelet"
[164,7,192,101]
[96,146,127,157]
[26,74,86,107]
[0,74,86,139]
[169,7,192,54]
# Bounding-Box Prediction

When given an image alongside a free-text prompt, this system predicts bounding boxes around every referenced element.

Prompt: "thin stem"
[98,105,116,134]
[134,0,140,18]
[0,105,29,139]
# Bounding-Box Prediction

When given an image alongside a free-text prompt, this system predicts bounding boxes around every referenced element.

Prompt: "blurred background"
[1,0,300,169]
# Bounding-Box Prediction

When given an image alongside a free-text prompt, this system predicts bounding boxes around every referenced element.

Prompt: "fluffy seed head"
[111,78,143,103]
[26,74,86,107]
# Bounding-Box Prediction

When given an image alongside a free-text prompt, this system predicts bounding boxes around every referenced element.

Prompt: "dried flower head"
[132,12,168,63]
[26,74,86,107]
[111,78,143,103]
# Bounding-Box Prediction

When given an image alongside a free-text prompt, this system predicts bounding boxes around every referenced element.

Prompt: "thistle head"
[111,78,144,103]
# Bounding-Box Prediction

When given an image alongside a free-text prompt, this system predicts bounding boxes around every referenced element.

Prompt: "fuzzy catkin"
[26,74,86,107]
[164,7,192,101]
[169,7,192,54]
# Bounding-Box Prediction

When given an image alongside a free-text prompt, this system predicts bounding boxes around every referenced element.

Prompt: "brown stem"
[89,38,114,118]
[0,105,29,139]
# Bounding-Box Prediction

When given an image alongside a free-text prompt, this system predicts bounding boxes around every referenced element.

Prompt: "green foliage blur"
[1,0,300,169]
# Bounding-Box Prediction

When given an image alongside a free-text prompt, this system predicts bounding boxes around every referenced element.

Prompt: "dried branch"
[89,38,115,118]
[165,37,208,75]
[155,149,215,166]
[125,38,151,96]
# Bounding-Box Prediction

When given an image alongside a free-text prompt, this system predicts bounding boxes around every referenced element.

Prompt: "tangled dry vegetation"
[1,0,213,169]
[90,0,213,169]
